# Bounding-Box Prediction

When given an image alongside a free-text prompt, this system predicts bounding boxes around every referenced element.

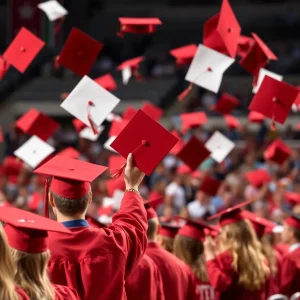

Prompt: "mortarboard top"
[169,44,198,65]
[105,177,125,197]
[224,114,241,129]
[57,27,103,77]
[185,44,235,94]
[178,216,217,242]
[1,206,70,254]
[180,111,208,133]
[123,106,138,121]
[205,131,235,163]
[3,27,45,73]
[94,73,117,92]
[110,109,178,176]
[72,118,86,133]
[3,156,24,184]
[58,147,80,159]
[108,155,126,170]
[141,102,163,122]
[61,76,120,134]
[203,0,241,58]
[208,199,254,227]
[177,136,211,171]
[199,175,222,197]
[249,76,299,126]
[79,126,103,141]
[285,212,300,230]
[252,68,283,94]
[15,108,59,141]
[244,169,272,188]
[285,192,300,206]
[14,136,55,169]
[237,35,255,58]
[248,111,265,123]
[158,222,182,239]
[117,56,144,71]
[108,119,129,137]
[239,33,277,79]
[264,138,292,165]
[0,56,10,80]
[37,0,68,22]
[213,93,239,115]
[242,210,275,237]
[118,18,162,37]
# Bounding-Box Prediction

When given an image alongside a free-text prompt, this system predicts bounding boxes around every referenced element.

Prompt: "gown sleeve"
[279,255,296,296]
[54,284,80,300]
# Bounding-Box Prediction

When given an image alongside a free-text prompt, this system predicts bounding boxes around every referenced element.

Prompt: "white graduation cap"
[253,68,283,94]
[122,67,132,85]
[185,44,235,93]
[61,76,120,129]
[37,0,68,22]
[272,225,284,234]
[79,126,104,141]
[205,131,235,163]
[14,136,55,169]
[106,113,122,122]
[104,136,117,153]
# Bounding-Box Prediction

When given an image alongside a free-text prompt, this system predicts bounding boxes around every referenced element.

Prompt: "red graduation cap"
[224,114,241,129]
[169,131,184,156]
[248,111,265,123]
[178,217,217,242]
[72,118,87,133]
[34,155,107,217]
[141,102,163,121]
[57,27,103,77]
[237,35,255,58]
[264,139,292,165]
[1,206,70,253]
[94,73,117,91]
[123,106,138,121]
[177,164,192,175]
[285,213,300,230]
[15,108,59,141]
[0,56,10,79]
[176,136,211,171]
[105,176,125,197]
[108,119,129,137]
[144,197,163,220]
[108,155,126,170]
[3,156,24,184]
[169,44,198,65]
[244,169,272,188]
[118,18,162,37]
[214,93,239,115]
[117,56,144,81]
[58,147,80,159]
[249,76,299,127]
[285,192,300,206]
[159,223,182,239]
[28,191,43,212]
[203,0,241,58]
[208,199,254,227]
[239,33,277,79]
[110,109,178,176]
[180,112,208,133]
[199,175,222,197]
[3,27,45,73]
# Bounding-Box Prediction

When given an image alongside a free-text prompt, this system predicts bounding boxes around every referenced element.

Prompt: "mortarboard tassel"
[110,140,147,179]
[178,83,193,101]
[133,68,142,82]
[270,97,277,131]
[43,177,50,218]
[87,101,100,135]
[55,16,65,35]
[116,26,126,38]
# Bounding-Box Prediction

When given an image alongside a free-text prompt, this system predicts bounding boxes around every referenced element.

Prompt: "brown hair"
[158,235,175,253]
[260,235,277,276]
[11,249,55,300]
[52,191,90,216]
[292,227,300,242]
[0,225,19,300]
[219,220,269,291]
[174,235,208,282]
[147,218,159,240]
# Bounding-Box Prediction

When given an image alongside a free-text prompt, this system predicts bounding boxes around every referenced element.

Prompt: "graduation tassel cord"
[116,26,126,38]
[55,17,65,35]
[270,97,277,131]
[110,140,147,179]
[87,101,100,135]
[133,68,143,82]
[43,177,50,218]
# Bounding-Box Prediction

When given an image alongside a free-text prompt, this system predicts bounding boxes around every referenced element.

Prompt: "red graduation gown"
[279,246,300,297]
[125,254,165,300]
[54,284,80,300]
[48,192,147,300]
[266,250,282,296]
[146,242,199,300]
[196,278,215,300]
[206,251,268,300]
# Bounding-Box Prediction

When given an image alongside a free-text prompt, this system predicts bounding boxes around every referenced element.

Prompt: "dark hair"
[147,218,158,240]
[52,192,90,216]
[293,227,300,242]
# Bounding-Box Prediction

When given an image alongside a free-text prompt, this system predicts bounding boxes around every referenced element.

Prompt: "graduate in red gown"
[173,218,217,300]
[204,201,270,300]
[125,254,165,300]
[144,203,199,300]
[279,213,300,297]
[0,207,80,300]
[157,221,181,253]
[34,154,147,300]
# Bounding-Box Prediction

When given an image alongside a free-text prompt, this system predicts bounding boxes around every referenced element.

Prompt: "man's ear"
[49,191,55,207]
[88,191,93,205]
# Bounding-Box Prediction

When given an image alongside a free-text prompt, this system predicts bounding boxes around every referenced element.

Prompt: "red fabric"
[206,251,268,300]
[16,287,29,300]
[274,243,289,257]
[146,242,199,300]
[125,254,165,300]
[286,217,300,230]
[266,250,282,297]
[48,192,147,300]
[195,277,215,300]
[54,284,80,300]
[148,191,164,210]
[279,248,300,297]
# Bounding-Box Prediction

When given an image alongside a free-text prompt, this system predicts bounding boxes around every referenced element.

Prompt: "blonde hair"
[219,220,269,291]
[260,235,277,276]
[11,249,55,300]
[174,235,208,282]
[158,235,175,253]
[0,225,19,300]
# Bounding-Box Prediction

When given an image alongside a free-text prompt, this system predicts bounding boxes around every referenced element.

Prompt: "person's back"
[125,254,165,300]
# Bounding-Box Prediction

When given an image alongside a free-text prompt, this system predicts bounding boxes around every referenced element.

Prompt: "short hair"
[51,191,90,217]
[293,227,300,242]
[147,218,158,240]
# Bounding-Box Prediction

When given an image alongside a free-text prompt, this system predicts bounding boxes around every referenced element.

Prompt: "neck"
[290,238,300,246]
[147,236,157,243]
[56,213,86,223]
